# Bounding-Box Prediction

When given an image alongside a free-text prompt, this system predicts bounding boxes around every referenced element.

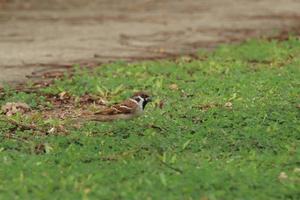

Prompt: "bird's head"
[132,91,152,109]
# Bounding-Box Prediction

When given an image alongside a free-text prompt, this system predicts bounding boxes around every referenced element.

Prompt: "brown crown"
[132,91,150,99]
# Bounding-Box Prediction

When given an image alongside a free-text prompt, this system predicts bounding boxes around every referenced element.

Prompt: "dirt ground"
[0,0,300,85]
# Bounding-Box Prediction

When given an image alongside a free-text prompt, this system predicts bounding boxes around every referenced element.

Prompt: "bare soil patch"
[0,0,300,85]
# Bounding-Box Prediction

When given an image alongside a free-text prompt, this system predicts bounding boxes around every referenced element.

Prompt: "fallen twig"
[159,160,183,174]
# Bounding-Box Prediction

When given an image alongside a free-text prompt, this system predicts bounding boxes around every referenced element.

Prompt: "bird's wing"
[94,99,137,115]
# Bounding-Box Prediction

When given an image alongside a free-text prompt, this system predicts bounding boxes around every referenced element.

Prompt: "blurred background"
[0,0,300,85]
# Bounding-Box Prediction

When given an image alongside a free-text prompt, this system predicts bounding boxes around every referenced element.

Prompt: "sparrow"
[86,91,151,122]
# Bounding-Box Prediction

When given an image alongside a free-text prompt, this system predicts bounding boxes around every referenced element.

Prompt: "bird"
[84,91,152,122]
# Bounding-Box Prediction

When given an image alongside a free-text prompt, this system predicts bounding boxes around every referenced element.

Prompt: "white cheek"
[136,96,144,110]
[138,100,144,110]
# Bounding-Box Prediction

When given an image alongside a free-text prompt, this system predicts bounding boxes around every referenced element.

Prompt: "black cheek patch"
[142,100,149,109]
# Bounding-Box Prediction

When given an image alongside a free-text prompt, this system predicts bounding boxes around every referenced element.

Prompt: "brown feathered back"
[94,99,138,115]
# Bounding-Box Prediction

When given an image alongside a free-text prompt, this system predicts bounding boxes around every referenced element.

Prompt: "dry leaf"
[34,143,46,154]
[158,100,164,109]
[224,102,233,108]
[278,172,288,181]
[169,84,179,90]
[79,94,106,105]
[47,127,56,134]
[58,91,68,100]
[293,167,300,173]
[1,102,31,116]
[198,103,220,111]
[181,56,192,62]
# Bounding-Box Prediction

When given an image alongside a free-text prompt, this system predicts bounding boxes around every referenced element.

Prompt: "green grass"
[0,38,300,200]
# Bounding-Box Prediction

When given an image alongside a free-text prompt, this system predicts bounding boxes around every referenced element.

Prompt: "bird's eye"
[134,97,141,102]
